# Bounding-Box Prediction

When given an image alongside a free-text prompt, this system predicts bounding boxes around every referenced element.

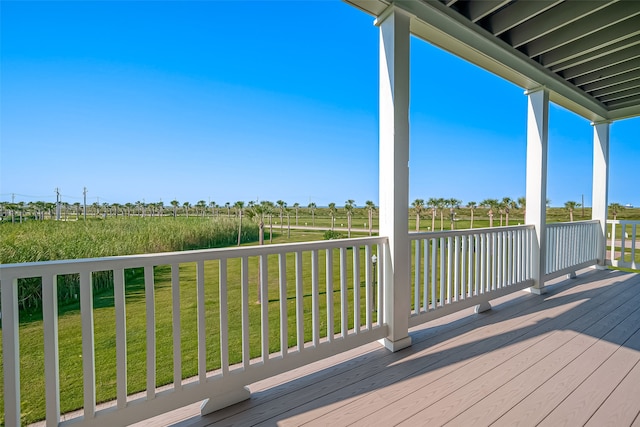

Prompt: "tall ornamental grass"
[0,217,258,310]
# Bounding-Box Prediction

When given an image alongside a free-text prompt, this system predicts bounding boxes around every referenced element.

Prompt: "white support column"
[376,6,412,352]
[591,121,610,267]
[524,87,549,294]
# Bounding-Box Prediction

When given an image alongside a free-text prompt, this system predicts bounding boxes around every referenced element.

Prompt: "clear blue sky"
[1,1,638,208]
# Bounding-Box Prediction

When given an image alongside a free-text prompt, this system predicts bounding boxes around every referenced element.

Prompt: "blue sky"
[1,1,638,209]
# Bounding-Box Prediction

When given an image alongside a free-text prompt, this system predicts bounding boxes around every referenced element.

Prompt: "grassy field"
[2,208,639,424]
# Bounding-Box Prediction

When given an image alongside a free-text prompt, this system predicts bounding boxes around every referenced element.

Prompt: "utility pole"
[11,193,15,203]
[55,188,61,220]
[83,187,88,221]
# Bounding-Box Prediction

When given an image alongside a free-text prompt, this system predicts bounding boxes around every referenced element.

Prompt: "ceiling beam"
[581,69,640,93]
[466,0,510,23]
[549,34,640,73]
[506,0,611,48]
[524,2,638,58]
[563,52,640,80]
[572,60,640,87]
[487,0,562,36]
[607,93,640,110]
[539,18,640,69]
[590,79,640,98]
[599,86,640,103]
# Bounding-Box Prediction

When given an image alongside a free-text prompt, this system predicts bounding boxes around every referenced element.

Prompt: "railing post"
[1,274,21,427]
[376,5,412,352]
[524,87,549,294]
[43,274,61,425]
[592,121,610,267]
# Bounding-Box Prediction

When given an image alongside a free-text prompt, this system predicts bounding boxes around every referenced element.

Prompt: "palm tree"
[344,200,355,238]
[183,202,191,218]
[276,200,286,231]
[247,202,266,245]
[235,201,245,245]
[501,197,513,226]
[262,201,275,243]
[427,197,438,230]
[564,201,580,222]
[481,198,499,227]
[170,200,179,218]
[328,202,337,231]
[293,202,300,226]
[447,198,461,230]
[5,203,15,223]
[225,202,231,218]
[497,200,505,226]
[16,202,25,223]
[246,202,268,302]
[436,198,447,231]
[196,200,207,217]
[34,201,42,220]
[209,201,216,217]
[365,200,376,236]
[44,202,54,219]
[609,202,623,220]
[412,199,425,231]
[467,201,477,229]
[308,202,317,226]
[517,196,526,219]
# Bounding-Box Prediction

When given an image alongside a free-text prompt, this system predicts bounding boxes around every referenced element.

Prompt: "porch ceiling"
[345,0,640,122]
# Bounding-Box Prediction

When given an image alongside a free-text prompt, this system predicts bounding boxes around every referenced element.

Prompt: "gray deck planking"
[133,268,640,427]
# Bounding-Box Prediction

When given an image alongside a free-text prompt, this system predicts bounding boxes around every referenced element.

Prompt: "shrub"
[323,230,344,240]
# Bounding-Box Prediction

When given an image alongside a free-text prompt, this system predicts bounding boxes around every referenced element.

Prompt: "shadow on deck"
[136,268,640,426]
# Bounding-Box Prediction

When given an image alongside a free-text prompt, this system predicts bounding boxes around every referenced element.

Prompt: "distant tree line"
[0,197,631,232]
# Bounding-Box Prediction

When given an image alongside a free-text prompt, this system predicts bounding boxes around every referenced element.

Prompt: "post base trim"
[378,336,412,352]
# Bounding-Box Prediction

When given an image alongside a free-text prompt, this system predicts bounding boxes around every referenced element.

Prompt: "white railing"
[1,237,387,427]
[544,220,601,279]
[408,225,535,328]
[606,220,639,270]
[1,220,616,425]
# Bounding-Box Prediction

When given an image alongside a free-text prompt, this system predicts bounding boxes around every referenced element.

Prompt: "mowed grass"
[1,229,379,425]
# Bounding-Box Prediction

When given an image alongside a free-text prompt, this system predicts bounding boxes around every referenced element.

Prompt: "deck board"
[398,283,640,425]
[584,357,640,427]
[444,284,640,426]
[131,268,640,427]
[538,327,640,426]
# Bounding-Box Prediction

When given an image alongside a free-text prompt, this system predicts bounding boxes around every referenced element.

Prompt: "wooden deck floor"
[137,268,640,427]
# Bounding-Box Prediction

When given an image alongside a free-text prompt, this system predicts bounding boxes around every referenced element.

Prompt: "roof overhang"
[345,0,640,122]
